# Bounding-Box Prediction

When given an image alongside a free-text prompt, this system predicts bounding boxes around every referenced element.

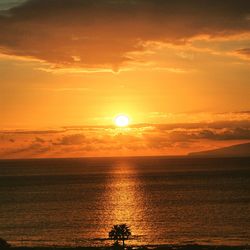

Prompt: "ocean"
[0,157,249,247]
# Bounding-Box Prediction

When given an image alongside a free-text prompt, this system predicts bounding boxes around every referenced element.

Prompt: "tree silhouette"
[0,238,11,249]
[109,224,131,249]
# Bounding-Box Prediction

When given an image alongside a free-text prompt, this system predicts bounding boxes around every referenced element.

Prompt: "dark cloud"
[232,110,250,114]
[179,127,250,141]
[152,120,250,131]
[159,128,250,142]
[197,128,250,140]
[54,134,86,145]
[34,137,45,143]
[0,0,249,69]
[0,0,26,11]
[0,129,65,135]
[2,142,50,157]
[235,48,250,58]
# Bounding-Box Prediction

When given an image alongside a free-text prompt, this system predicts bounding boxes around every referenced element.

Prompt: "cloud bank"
[0,0,250,70]
[1,113,250,158]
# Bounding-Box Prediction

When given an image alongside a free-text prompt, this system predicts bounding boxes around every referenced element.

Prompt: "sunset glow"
[1,1,250,248]
[0,0,249,159]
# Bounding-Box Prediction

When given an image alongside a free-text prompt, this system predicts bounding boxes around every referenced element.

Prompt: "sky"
[0,0,250,158]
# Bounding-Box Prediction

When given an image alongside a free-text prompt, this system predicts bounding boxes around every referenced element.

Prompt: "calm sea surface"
[0,157,249,247]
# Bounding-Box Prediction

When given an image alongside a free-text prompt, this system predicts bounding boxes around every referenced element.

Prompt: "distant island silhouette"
[189,142,250,157]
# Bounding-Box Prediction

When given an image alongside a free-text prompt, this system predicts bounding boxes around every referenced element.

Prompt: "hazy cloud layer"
[1,116,250,158]
[236,48,250,58]
[0,0,250,70]
[0,0,26,10]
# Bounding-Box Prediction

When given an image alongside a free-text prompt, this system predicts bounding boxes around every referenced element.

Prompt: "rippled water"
[0,157,249,246]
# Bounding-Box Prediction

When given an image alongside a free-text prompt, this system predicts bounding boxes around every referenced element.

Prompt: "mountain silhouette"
[189,142,250,157]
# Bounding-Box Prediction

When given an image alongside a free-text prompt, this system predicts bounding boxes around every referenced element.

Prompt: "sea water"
[0,157,249,246]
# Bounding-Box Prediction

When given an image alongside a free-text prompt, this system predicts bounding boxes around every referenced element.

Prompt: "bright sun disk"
[115,115,129,127]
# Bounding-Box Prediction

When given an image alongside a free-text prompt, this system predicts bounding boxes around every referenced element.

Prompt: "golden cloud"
[0,0,250,70]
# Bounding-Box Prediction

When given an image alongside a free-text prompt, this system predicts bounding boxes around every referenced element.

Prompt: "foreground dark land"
[9,245,250,250]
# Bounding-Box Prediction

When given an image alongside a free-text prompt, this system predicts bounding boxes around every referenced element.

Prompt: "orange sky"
[0,0,250,158]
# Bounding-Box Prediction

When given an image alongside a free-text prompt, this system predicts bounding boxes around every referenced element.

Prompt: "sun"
[115,115,130,127]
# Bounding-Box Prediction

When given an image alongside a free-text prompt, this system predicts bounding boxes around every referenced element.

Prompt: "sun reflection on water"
[101,160,149,245]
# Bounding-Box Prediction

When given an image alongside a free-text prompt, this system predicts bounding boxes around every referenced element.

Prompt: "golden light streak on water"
[102,160,150,245]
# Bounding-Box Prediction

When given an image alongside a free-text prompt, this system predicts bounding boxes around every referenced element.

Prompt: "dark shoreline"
[9,245,250,250]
